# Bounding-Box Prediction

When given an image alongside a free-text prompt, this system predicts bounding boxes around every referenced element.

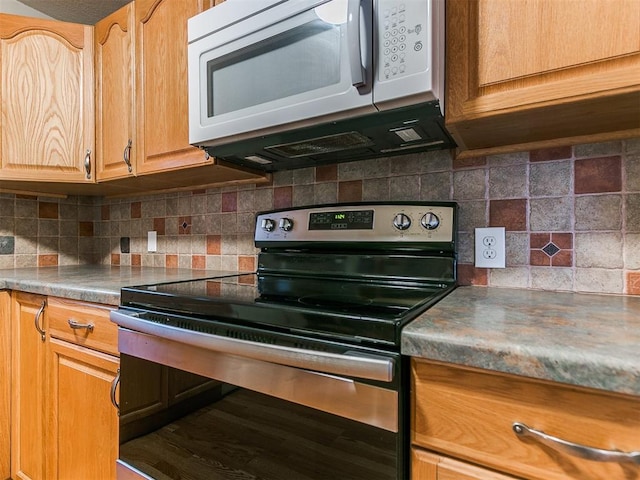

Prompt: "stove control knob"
[421,212,440,230]
[279,217,294,232]
[393,213,411,230]
[261,218,276,232]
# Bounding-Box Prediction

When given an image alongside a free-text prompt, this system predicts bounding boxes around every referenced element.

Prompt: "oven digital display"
[309,210,374,230]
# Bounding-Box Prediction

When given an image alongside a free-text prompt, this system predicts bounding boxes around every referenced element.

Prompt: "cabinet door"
[0,291,10,480]
[0,15,95,182]
[95,3,136,181]
[47,337,119,480]
[412,448,518,480]
[446,0,640,156]
[134,0,214,175]
[11,292,47,480]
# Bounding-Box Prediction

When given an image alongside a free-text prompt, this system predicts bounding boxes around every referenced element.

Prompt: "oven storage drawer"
[411,359,640,480]
[47,297,117,356]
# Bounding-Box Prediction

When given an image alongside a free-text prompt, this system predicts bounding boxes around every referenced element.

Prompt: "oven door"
[188,0,374,147]
[112,315,407,479]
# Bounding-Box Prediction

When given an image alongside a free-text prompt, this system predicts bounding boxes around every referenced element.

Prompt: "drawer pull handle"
[68,319,94,332]
[513,422,640,464]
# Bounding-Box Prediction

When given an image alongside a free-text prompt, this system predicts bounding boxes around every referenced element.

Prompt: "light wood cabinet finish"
[0,291,10,480]
[11,292,47,480]
[134,0,214,174]
[0,15,94,182]
[47,337,119,480]
[95,3,136,181]
[412,359,640,480]
[446,0,640,157]
[47,297,118,356]
[412,448,517,480]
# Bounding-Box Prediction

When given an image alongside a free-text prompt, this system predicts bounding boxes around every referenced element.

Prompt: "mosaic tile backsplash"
[0,138,639,295]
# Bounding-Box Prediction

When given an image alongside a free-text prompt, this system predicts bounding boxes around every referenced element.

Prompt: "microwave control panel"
[377,0,429,81]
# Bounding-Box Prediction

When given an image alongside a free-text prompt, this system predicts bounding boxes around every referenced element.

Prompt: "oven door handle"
[110,310,395,383]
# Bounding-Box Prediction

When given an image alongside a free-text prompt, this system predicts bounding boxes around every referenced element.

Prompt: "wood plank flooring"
[120,388,397,480]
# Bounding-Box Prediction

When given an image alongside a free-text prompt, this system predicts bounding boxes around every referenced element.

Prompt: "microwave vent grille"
[264,131,374,159]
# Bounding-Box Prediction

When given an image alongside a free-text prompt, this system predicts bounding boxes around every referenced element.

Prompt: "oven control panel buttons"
[421,212,440,230]
[261,218,276,232]
[393,213,411,230]
[279,218,294,232]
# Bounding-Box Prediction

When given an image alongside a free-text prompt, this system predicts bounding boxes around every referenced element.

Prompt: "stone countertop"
[0,265,241,306]
[402,286,640,396]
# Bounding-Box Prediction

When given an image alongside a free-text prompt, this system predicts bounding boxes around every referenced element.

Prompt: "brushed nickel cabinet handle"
[68,319,94,332]
[110,369,120,413]
[513,422,640,464]
[34,300,46,342]
[84,149,92,179]
[123,139,132,173]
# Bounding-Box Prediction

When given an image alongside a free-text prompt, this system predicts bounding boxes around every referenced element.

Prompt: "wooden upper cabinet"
[0,15,94,182]
[446,0,640,157]
[95,3,135,181]
[134,0,215,175]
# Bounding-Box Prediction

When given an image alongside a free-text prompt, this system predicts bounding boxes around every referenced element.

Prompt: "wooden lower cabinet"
[10,294,120,480]
[412,448,517,480]
[47,337,119,480]
[411,359,640,480]
[0,291,10,480]
[11,292,47,480]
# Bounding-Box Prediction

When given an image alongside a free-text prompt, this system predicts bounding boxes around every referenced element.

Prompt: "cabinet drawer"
[47,297,117,356]
[412,359,640,480]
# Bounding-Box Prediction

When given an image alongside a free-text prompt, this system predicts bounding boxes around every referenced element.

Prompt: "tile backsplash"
[0,137,638,295]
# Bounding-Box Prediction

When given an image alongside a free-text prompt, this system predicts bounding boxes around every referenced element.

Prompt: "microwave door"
[189,0,375,147]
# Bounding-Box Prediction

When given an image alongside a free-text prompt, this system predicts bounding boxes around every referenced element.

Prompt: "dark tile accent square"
[530,233,551,249]
[0,236,15,254]
[273,186,293,209]
[222,192,238,212]
[530,250,551,266]
[38,202,58,219]
[316,164,338,182]
[131,202,142,219]
[338,180,363,202]
[574,156,622,194]
[489,199,527,231]
[456,264,488,286]
[79,221,94,237]
[542,242,560,257]
[153,217,165,235]
[530,146,572,162]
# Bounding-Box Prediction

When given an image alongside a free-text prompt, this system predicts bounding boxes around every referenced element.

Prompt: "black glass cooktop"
[120,273,454,346]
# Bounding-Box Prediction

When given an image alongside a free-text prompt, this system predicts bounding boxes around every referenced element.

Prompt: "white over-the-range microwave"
[188,0,454,172]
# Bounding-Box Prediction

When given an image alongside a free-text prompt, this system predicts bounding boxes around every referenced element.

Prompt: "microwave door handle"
[347,0,365,87]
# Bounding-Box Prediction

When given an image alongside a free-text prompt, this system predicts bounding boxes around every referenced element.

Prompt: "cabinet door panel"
[135,0,212,174]
[47,338,119,480]
[446,0,640,155]
[11,292,47,480]
[0,291,10,480]
[0,16,94,182]
[95,3,135,181]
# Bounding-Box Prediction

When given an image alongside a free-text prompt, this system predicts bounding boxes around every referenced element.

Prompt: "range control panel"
[255,203,456,243]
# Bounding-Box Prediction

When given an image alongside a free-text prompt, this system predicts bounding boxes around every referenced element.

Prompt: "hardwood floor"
[120,388,397,480]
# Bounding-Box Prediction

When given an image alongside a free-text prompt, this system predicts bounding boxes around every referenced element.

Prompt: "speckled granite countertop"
[0,265,241,306]
[2,269,637,397]
[402,286,640,396]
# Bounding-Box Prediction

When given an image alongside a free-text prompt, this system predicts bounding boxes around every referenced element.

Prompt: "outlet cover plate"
[475,227,506,268]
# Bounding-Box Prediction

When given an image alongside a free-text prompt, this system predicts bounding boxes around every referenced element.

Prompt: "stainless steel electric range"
[111,202,457,480]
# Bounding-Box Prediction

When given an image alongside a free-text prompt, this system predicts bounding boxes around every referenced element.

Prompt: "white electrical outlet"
[147,231,157,252]
[475,227,506,268]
